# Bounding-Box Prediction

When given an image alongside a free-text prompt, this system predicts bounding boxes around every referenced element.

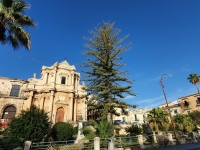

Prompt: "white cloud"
[137,95,163,104]
[180,65,191,72]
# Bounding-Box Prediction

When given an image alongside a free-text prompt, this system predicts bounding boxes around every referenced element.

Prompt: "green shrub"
[125,125,143,136]
[82,126,96,139]
[83,120,114,139]
[8,105,51,142]
[95,120,114,138]
[52,122,74,141]
[73,126,78,136]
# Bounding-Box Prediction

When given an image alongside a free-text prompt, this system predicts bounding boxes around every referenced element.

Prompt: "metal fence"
[0,143,24,150]
[0,132,200,150]
[114,136,139,149]
[31,139,96,150]
[31,140,80,150]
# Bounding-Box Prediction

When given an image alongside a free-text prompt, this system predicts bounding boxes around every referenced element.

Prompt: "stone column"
[25,91,34,110]
[153,131,157,143]
[94,137,100,150]
[52,107,57,124]
[69,97,73,121]
[51,69,57,88]
[167,133,175,145]
[45,72,49,84]
[84,100,87,121]
[77,77,79,91]
[64,106,67,122]
[39,97,44,109]
[108,138,114,150]
[167,133,173,142]
[49,91,55,121]
[24,141,31,150]
[73,98,77,121]
[138,135,145,149]
[71,73,74,86]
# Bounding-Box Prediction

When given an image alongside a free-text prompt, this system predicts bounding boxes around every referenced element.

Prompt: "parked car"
[113,120,125,125]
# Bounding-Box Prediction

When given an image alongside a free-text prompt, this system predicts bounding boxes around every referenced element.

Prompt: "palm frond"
[13,0,29,12]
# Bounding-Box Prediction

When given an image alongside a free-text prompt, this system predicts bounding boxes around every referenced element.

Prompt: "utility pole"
[160,74,180,144]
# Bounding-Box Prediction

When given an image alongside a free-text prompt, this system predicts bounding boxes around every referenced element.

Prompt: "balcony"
[196,100,200,106]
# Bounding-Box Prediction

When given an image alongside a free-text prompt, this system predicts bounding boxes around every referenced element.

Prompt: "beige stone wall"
[0,77,28,120]
[178,93,200,114]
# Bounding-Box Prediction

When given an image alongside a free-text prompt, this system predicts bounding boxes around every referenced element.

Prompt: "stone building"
[113,107,147,125]
[0,61,87,126]
[178,93,200,114]
[158,100,182,116]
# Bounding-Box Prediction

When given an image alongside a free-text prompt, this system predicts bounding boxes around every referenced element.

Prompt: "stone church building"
[0,61,87,126]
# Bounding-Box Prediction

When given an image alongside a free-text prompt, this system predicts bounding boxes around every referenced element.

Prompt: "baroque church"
[0,61,87,126]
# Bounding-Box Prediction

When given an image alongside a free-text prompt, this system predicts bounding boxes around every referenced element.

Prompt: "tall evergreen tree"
[82,22,135,121]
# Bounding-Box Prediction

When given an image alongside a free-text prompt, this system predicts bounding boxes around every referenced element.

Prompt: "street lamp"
[160,74,180,144]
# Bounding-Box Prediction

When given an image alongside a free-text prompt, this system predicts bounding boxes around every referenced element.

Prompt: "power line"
[0,50,47,64]
[134,81,181,94]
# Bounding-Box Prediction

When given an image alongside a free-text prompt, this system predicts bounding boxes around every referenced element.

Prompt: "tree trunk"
[107,113,111,122]
[196,84,200,96]
[0,20,6,40]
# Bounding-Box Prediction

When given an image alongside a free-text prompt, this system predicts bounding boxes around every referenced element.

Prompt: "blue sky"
[1,0,200,109]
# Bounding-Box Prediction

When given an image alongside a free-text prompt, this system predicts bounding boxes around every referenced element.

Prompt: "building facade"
[113,108,147,125]
[178,93,200,114]
[158,100,182,116]
[0,61,87,126]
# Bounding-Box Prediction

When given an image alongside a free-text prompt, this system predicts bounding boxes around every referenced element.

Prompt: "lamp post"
[160,74,180,144]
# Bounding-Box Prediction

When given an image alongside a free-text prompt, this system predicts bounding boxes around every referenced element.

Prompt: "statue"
[82,81,85,86]
[33,73,36,78]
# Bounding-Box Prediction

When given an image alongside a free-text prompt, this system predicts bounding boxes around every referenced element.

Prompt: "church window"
[10,85,20,97]
[184,101,189,107]
[197,97,200,104]
[61,77,66,84]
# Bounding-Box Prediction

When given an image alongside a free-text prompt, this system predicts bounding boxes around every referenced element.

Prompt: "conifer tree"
[82,21,135,121]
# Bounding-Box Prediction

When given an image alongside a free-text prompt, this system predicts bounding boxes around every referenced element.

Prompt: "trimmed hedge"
[52,122,74,141]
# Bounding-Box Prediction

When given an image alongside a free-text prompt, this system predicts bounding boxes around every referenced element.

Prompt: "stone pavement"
[151,142,200,150]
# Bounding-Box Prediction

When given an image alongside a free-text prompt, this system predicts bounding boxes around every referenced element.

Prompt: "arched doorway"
[2,105,16,120]
[55,107,64,123]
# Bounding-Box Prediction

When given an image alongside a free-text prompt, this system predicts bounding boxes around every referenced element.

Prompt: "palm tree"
[187,74,200,95]
[0,0,35,50]
[147,108,169,132]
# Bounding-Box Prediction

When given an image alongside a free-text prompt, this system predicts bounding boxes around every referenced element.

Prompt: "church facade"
[0,61,87,126]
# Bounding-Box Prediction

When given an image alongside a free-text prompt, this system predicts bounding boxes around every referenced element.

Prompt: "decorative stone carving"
[55,96,68,105]
[82,81,85,86]
[33,73,36,79]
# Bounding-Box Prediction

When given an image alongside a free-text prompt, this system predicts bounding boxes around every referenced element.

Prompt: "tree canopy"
[0,0,35,50]
[187,74,200,95]
[173,114,195,133]
[147,108,169,132]
[82,21,135,121]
